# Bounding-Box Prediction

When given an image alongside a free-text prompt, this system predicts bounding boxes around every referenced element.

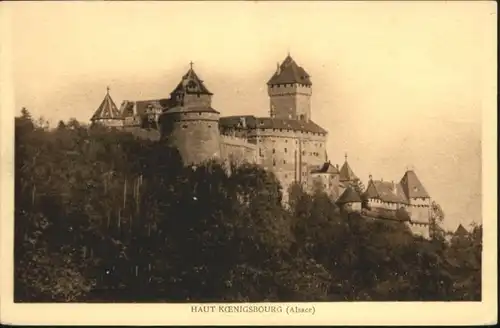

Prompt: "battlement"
[268,83,312,95]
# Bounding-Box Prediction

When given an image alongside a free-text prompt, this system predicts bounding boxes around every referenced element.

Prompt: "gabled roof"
[310,161,340,174]
[454,224,468,236]
[400,169,430,199]
[219,115,327,134]
[364,179,408,204]
[170,65,213,96]
[339,157,358,182]
[91,88,123,121]
[120,99,170,118]
[336,186,362,204]
[267,54,312,86]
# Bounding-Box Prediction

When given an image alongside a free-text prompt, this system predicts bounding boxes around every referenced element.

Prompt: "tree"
[430,201,446,240]
[67,117,81,130]
[14,121,481,302]
[57,120,67,130]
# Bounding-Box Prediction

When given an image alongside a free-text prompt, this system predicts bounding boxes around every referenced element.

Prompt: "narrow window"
[283,160,286,164]
[272,148,276,154]
[284,148,287,153]
[273,159,276,166]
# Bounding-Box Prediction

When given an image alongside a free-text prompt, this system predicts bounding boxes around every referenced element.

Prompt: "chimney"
[276,62,281,74]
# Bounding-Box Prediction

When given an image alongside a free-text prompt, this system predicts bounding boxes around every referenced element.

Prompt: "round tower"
[159,62,221,165]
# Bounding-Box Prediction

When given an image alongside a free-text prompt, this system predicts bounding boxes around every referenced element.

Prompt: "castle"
[90,54,433,239]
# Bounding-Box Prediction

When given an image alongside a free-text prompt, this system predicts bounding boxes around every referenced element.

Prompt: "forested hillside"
[14,110,482,302]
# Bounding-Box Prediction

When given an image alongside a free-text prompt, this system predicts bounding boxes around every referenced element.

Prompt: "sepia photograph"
[0,0,497,325]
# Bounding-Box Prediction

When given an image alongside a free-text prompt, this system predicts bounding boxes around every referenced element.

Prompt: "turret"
[339,153,358,183]
[267,53,312,121]
[159,62,221,165]
[90,86,124,128]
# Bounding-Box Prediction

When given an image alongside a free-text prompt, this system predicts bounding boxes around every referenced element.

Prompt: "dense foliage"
[14,111,482,302]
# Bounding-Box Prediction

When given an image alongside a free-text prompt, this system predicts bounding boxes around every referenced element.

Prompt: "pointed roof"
[170,63,213,96]
[310,161,340,174]
[91,87,122,121]
[454,224,468,236]
[339,154,358,182]
[267,54,312,86]
[400,169,430,199]
[364,179,408,204]
[336,186,362,204]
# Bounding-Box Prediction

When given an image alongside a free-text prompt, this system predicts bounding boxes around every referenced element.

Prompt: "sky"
[3,1,496,231]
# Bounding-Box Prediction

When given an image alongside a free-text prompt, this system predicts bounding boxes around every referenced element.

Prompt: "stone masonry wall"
[160,111,221,165]
[268,84,312,121]
[246,127,327,201]
[406,221,430,239]
[406,197,431,224]
[183,94,212,108]
[310,173,341,200]
[123,127,161,141]
[96,119,124,128]
[220,135,258,165]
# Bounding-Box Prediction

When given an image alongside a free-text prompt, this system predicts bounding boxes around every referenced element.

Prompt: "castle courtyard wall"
[220,135,258,165]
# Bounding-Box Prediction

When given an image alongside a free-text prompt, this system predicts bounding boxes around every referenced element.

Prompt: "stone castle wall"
[368,199,400,211]
[406,198,431,224]
[159,111,221,165]
[182,94,212,108]
[244,128,327,198]
[220,135,258,165]
[268,84,312,120]
[310,172,341,199]
[123,126,161,141]
[406,221,430,239]
[95,119,124,128]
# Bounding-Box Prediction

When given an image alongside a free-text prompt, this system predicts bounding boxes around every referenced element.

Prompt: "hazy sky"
[4,1,496,231]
